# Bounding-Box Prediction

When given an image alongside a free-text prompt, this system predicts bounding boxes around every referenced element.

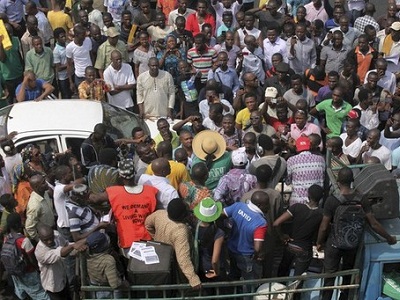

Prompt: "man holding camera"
[207,51,240,94]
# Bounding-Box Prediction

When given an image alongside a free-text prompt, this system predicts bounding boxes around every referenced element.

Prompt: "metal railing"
[80,269,360,300]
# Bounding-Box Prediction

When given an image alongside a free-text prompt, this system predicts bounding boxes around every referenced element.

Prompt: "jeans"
[57,226,75,286]
[74,76,85,89]
[229,251,262,299]
[278,244,313,277]
[12,271,50,300]
[322,237,358,300]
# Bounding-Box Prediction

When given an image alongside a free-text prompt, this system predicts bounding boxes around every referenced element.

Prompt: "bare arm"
[71,222,109,242]
[316,215,331,250]
[36,82,55,101]
[366,212,397,245]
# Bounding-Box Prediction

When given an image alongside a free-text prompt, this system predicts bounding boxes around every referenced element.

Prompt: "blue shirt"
[224,202,267,256]
[207,67,240,93]
[15,79,45,101]
[0,0,27,22]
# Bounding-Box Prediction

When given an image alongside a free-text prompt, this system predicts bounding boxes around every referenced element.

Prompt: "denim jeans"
[278,244,313,277]
[12,271,50,300]
[229,252,262,299]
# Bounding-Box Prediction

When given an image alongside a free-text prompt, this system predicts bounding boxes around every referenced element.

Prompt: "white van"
[0,100,160,158]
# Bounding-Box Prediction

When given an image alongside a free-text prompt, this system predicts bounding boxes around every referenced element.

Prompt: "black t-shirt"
[323,193,372,220]
[288,203,323,250]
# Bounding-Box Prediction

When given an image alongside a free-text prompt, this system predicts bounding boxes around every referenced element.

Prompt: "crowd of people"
[0,0,400,298]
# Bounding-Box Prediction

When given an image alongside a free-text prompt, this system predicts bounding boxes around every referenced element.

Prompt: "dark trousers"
[278,244,313,277]
[58,79,72,99]
[47,282,72,300]
[74,76,85,89]
[322,238,358,300]
[5,76,23,104]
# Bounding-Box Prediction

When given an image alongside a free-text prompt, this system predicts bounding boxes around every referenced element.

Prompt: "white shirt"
[263,36,288,70]
[364,70,396,95]
[168,8,196,28]
[361,141,392,170]
[0,167,11,196]
[340,132,362,158]
[88,9,104,29]
[237,27,261,48]
[66,37,92,78]
[199,99,234,119]
[138,174,178,209]
[53,182,70,228]
[241,46,265,83]
[36,11,53,44]
[353,104,380,130]
[104,62,136,109]
[4,153,22,180]
[212,1,242,29]
[136,70,175,117]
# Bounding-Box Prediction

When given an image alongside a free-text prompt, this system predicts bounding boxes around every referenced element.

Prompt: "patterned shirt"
[78,79,108,101]
[87,164,119,193]
[286,151,325,206]
[218,128,242,148]
[214,168,257,206]
[353,15,380,33]
[179,180,211,210]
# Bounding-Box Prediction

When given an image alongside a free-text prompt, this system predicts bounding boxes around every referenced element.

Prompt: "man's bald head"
[151,157,171,177]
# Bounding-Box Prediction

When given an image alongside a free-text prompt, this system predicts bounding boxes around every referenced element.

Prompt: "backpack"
[1,233,27,276]
[331,194,366,250]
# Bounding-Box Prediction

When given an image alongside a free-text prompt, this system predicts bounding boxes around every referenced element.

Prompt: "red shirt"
[268,116,295,132]
[185,13,215,36]
[107,185,158,248]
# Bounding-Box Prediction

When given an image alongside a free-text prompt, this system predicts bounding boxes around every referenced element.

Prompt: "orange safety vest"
[107,185,158,248]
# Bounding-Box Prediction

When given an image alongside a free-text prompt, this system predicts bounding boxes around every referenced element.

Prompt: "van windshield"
[101,103,150,139]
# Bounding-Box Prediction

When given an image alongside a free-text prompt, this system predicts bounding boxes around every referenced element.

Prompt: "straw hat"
[192,130,226,161]
[194,197,223,223]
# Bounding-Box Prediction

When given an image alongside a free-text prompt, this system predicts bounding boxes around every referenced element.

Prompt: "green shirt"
[316,99,352,138]
[94,40,128,71]
[25,47,54,83]
[154,131,180,149]
[0,36,23,80]
[192,152,232,190]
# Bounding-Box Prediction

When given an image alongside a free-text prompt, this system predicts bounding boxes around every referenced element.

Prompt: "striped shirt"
[187,47,217,83]
[65,201,99,233]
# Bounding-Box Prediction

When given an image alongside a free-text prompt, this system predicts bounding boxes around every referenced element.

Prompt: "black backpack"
[331,194,366,250]
[0,233,27,276]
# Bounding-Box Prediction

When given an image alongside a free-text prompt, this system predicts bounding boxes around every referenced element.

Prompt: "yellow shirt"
[145,160,190,190]
[47,10,74,32]
[259,0,270,8]
[235,108,252,130]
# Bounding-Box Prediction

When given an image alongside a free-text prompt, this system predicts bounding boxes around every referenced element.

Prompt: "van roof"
[6,100,104,135]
